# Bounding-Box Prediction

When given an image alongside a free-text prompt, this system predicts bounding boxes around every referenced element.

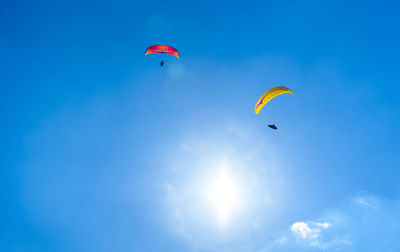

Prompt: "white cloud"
[267,194,400,252]
[288,221,347,250]
[291,221,330,240]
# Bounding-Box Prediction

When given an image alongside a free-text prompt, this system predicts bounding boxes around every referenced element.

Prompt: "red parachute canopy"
[145,45,180,58]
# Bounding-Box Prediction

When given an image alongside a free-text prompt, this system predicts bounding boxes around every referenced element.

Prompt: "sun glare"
[207,167,240,228]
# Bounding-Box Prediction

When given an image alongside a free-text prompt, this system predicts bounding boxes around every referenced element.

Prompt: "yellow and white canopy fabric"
[254,86,294,114]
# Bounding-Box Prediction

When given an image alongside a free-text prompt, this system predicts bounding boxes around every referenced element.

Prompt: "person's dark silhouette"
[268,124,277,130]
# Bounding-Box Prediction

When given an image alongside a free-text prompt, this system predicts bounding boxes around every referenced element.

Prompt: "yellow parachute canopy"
[254,86,294,114]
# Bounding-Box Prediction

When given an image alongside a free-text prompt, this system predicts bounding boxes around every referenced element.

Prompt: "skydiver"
[268,124,277,130]
[160,60,164,67]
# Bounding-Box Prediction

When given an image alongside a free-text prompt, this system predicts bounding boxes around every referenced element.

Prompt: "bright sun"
[207,167,240,228]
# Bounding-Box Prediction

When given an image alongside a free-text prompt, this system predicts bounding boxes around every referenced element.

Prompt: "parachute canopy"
[254,86,294,114]
[145,45,180,58]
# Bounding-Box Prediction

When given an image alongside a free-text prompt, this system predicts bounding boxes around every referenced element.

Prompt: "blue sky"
[1,0,400,251]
